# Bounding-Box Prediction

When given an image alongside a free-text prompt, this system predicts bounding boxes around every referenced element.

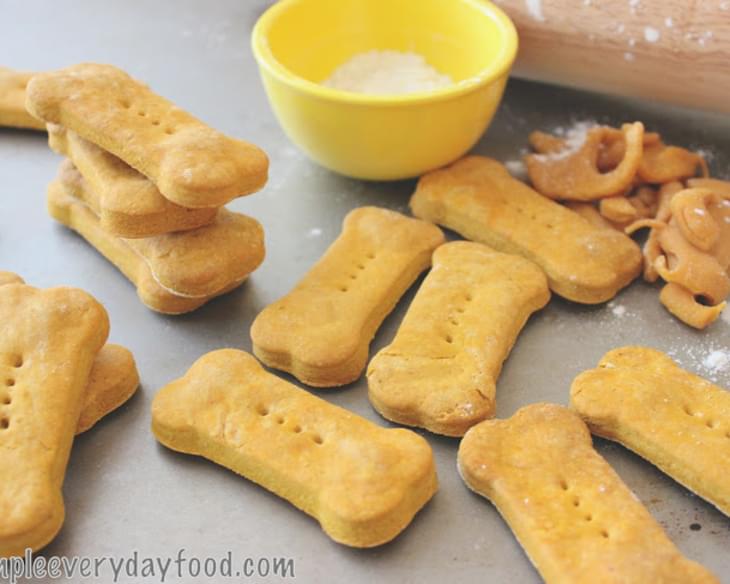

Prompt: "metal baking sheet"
[1,1,729,582]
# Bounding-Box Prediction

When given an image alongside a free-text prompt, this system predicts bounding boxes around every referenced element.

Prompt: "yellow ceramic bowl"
[252,0,518,180]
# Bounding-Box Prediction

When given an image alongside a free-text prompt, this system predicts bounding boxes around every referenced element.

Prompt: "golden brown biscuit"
[0,274,139,434]
[54,163,265,298]
[0,271,24,286]
[0,283,109,557]
[251,207,444,387]
[26,63,268,208]
[0,68,45,130]
[49,127,217,238]
[458,403,718,584]
[410,156,642,304]
[76,343,139,434]
[152,349,438,548]
[367,242,549,436]
[571,346,730,518]
[47,181,243,314]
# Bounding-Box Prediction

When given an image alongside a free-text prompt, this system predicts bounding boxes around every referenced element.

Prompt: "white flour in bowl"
[322,50,453,95]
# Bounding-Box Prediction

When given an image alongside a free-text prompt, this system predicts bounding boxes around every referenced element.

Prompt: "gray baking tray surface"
[1,1,728,582]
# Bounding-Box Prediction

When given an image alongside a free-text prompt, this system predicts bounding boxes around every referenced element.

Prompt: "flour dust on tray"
[322,50,453,95]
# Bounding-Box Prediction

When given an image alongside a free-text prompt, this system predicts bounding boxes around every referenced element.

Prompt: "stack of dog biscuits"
[0,273,139,557]
[25,63,269,314]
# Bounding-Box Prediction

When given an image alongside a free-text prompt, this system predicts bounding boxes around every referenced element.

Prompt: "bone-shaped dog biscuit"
[410,156,642,304]
[0,275,139,435]
[251,207,444,387]
[47,173,261,313]
[0,283,109,557]
[77,343,139,434]
[457,403,718,584]
[0,271,24,286]
[0,67,45,130]
[26,63,268,208]
[49,127,217,238]
[47,184,236,314]
[571,346,730,518]
[152,349,438,548]
[367,242,549,436]
[53,163,265,298]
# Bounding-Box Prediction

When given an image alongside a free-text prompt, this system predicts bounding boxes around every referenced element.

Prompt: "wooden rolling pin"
[495,0,730,112]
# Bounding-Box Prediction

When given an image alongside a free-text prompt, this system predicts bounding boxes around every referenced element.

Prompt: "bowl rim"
[251,0,518,106]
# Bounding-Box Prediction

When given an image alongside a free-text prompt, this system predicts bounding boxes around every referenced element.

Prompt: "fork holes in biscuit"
[151,119,161,126]
[137,110,147,117]
[706,419,716,429]
[465,294,473,302]
[559,479,569,491]
[12,355,22,368]
[366,252,375,260]
[572,497,580,507]
[600,529,610,539]
[339,286,348,292]
[445,335,453,344]
[5,379,14,387]
[275,416,284,425]
[0,417,8,430]
[119,99,131,108]
[293,425,302,433]
[683,405,695,417]
[165,127,176,135]
[584,514,593,522]
[256,405,270,416]
[312,434,324,445]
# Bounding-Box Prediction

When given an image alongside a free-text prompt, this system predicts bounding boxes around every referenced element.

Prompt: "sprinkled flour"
[504,159,528,180]
[703,350,730,376]
[612,305,627,317]
[532,120,596,162]
[644,26,660,43]
[668,343,730,382]
[322,50,452,95]
[525,0,545,21]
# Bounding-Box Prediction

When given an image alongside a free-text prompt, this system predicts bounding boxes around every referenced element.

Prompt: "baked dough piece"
[0,274,139,434]
[47,173,260,314]
[368,242,549,436]
[251,207,445,387]
[49,128,216,237]
[0,67,45,130]
[26,63,268,208]
[458,403,718,584]
[76,343,139,434]
[571,346,730,517]
[410,156,641,304]
[0,283,109,557]
[152,349,438,548]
